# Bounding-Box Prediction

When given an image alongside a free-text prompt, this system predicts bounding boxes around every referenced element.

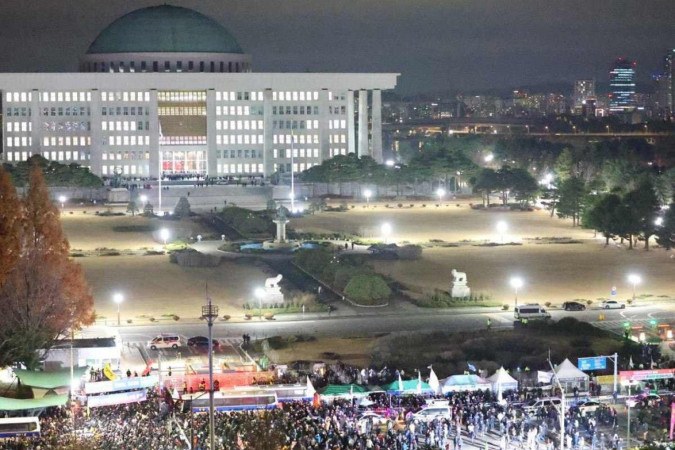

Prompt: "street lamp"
[255,288,265,321]
[484,153,494,163]
[496,221,508,243]
[200,297,219,450]
[160,228,170,246]
[436,187,445,204]
[113,293,124,327]
[364,189,372,207]
[510,277,524,308]
[140,195,148,205]
[627,274,641,303]
[606,125,610,134]
[654,217,663,227]
[58,195,67,209]
[381,222,392,244]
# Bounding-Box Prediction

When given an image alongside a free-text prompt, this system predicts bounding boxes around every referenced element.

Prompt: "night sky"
[0,0,673,94]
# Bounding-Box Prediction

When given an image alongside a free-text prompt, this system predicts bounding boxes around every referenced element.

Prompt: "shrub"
[264,312,275,320]
[397,203,403,208]
[502,304,510,311]
[545,302,552,308]
[409,204,414,208]
[174,196,191,218]
[586,300,593,306]
[344,274,391,305]
[221,315,231,321]
[396,244,423,260]
[172,315,180,321]
[126,319,133,324]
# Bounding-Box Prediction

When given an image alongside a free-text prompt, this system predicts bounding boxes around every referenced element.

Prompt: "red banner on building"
[619,369,675,382]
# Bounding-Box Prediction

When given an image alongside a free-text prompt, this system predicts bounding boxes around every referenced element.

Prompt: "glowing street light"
[654,217,663,227]
[385,159,395,167]
[140,195,148,205]
[496,221,508,243]
[364,189,372,207]
[381,222,392,244]
[113,293,124,326]
[627,274,641,303]
[58,195,67,209]
[510,277,524,308]
[436,187,445,204]
[160,228,170,246]
[484,153,494,163]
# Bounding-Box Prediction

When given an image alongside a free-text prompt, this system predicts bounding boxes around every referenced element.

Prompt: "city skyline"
[0,0,673,94]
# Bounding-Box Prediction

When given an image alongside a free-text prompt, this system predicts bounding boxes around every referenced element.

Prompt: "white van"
[412,402,452,422]
[514,304,551,320]
[147,333,182,350]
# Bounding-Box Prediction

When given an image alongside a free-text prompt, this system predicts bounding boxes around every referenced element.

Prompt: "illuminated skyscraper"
[573,79,595,113]
[609,58,636,114]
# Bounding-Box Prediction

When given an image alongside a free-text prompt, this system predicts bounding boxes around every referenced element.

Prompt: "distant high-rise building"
[609,58,636,114]
[666,49,674,114]
[651,49,674,119]
[573,80,595,113]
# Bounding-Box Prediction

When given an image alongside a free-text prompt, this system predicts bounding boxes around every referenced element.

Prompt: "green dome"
[87,5,244,54]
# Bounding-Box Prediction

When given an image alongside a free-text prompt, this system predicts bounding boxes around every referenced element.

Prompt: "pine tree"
[0,166,95,368]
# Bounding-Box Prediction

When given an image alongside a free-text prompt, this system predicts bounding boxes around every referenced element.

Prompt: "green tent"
[14,367,89,389]
[320,384,368,397]
[383,379,433,394]
[0,395,69,411]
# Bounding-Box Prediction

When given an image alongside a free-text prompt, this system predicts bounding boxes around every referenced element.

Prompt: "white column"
[319,89,330,160]
[148,89,160,179]
[358,89,369,157]
[347,90,356,155]
[371,89,383,163]
[263,89,274,177]
[89,89,103,175]
[206,89,217,177]
[30,90,42,158]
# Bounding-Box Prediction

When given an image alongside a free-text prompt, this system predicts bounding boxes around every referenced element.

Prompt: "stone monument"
[260,274,285,304]
[273,207,289,243]
[451,269,471,298]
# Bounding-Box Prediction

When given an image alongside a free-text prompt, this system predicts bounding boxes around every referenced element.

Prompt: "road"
[111,303,675,346]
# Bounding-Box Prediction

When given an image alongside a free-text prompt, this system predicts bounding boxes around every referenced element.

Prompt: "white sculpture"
[451,269,471,298]
[260,274,285,304]
[265,274,283,290]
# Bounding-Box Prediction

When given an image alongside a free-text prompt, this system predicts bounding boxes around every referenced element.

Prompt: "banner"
[619,369,675,382]
[578,357,607,371]
[87,390,147,407]
[85,375,159,395]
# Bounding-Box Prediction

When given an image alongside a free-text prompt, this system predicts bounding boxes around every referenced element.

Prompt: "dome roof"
[87,5,243,55]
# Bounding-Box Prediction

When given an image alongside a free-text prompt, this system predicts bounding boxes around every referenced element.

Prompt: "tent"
[0,395,69,411]
[320,384,368,398]
[383,379,433,395]
[440,375,491,393]
[553,358,589,391]
[487,367,518,392]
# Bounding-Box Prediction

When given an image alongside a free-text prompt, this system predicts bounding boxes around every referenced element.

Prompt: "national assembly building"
[0,5,398,179]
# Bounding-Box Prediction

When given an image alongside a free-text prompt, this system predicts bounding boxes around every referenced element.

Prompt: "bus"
[0,417,40,439]
[189,390,278,412]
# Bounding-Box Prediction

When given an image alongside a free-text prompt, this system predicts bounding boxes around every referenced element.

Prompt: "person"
[199,379,206,391]
[126,369,131,378]
[214,379,220,391]
[486,318,492,330]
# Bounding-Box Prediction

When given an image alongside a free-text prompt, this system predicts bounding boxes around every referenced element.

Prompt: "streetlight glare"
[484,153,494,162]
[654,217,663,226]
[364,189,372,199]
[113,293,124,304]
[510,277,524,289]
[255,287,265,299]
[436,188,446,199]
[381,223,392,235]
[58,195,67,203]
[627,274,641,285]
[140,195,148,204]
[160,228,170,245]
[496,221,508,233]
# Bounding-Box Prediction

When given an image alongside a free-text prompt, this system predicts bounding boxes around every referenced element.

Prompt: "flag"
[629,356,634,369]
[468,363,477,372]
[428,366,440,395]
[398,373,404,392]
[497,382,503,403]
[306,376,316,397]
[416,371,422,394]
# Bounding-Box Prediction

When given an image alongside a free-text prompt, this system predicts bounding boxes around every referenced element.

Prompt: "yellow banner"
[595,375,615,384]
[103,363,117,381]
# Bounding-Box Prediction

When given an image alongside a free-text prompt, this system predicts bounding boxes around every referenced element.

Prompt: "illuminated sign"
[84,375,158,395]
[578,357,607,371]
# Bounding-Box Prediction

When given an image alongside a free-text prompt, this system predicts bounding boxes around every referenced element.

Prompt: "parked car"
[412,402,452,422]
[357,411,390,427]
[187,336,220,348]
[562,301,586,311]
[601,300,625,309]
[576,400,603,416]
[147,334,182,350]
[521,398,562,413]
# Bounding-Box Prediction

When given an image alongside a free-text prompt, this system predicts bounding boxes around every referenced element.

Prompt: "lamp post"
[201,297,219,450]
[510,277,523,308]
[626,398,637,449]
[627,274,641,303]
[364,189,372,207]
[113,293,124,326]
[496,221,508,243]
[381,222,392,244]
[160,228,170,246]
[140,195,147,206]
[255,288,265,321]
[436,187,445,205]
[58,195,67,209]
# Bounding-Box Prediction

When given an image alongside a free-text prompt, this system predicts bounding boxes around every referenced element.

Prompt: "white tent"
[440,374,492,393]
[553,358,589,390]
[487,367,518,392]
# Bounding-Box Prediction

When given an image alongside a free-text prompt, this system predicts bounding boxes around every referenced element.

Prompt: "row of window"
[102,151,150,161]
[5,92,33,103]
[157,91,206,102]
[103,136,151,146]
[101,92,151,102]
[328,120,347,129]
[329,148,348,157]
[158,106,206,116]
[328,106,347,115]
[6,122,32,132]
[6,137,33,147]
[216,91,264,102]
[86,60,248,74]
[159,136,207,145]
[216,135,264,145]
[272,148,321,159]
[274,162,318,173]
[43,121,90,132]
[329,134,347,144]
[39,92,92,103]
[42,136,91,147]
[42,106,91,117]
[218,163,264,174]
[273,105,320,116]
[273,120,319,130]
[272,91,320,102]
[101,165,144,176]
[102,106,149,116]
[273,134,320,145]
[102,121,150,131]
[6,150,90,162]
[5,108,31,117]
[217,149,263,159]
[215,105,263,116]
[216,120,264,131]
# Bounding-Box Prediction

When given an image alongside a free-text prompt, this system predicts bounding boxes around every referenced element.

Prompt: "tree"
[623,180,661,250]
[0,168,22,287]
[655,204,675,250]
[143,202,155,217]
[344,274,391,305]
[174,196,191,218]
[556,177,588,226]
[0,165,94,369]
[582,193,622,245]
[473,168,499,207]
[509,167,539,206]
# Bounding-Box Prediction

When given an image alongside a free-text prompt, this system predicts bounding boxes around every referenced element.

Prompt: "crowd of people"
[0,383,637,450]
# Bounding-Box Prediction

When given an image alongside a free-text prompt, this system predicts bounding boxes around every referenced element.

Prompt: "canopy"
[0,394,69,411]
[441,374,492,393]
[384,379,433,394]
[14,367,89,389]
[487,367,518,392]
[555,359,589,382]
[320,384,368,397]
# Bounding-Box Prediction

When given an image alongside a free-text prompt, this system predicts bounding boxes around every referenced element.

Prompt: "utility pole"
[202,287,219,450]
[548,354,565,450]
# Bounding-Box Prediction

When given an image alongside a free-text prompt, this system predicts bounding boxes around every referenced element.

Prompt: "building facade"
[573,79,595,114]
[609,58,636,114]
[1,6,398,178]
